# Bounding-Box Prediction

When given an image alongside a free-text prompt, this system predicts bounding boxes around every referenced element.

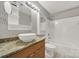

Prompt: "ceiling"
[38,1,79,15]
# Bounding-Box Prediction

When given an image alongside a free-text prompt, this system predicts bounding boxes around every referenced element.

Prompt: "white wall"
[53,16,79,48]
[51,16,79,57]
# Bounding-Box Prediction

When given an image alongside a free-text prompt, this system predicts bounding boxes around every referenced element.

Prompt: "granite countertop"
[0,36,45,57]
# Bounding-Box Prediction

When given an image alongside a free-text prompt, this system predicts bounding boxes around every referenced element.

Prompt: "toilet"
[45,43,56,58]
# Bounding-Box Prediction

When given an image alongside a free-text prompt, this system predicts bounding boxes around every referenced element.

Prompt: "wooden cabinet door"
[8,39,45,58]
[27,47,45,58]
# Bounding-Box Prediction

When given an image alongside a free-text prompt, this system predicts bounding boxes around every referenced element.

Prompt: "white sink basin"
[18,33,37,42]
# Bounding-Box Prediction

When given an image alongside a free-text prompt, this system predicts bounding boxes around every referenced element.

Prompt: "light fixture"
[25,1,40,12]
[55,21,58,25]
[4,2,12,14]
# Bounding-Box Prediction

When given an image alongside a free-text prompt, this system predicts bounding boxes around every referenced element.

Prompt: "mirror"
[19,4,31,26]
[4,1,40,34]
[6,1,32,30]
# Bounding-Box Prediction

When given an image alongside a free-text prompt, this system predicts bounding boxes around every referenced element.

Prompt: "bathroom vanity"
[0,36,45,58]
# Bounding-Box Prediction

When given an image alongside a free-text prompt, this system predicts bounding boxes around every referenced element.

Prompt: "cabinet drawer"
[8,40,45,58]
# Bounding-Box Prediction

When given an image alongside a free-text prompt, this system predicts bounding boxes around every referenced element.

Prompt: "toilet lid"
[46,43,56,48]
